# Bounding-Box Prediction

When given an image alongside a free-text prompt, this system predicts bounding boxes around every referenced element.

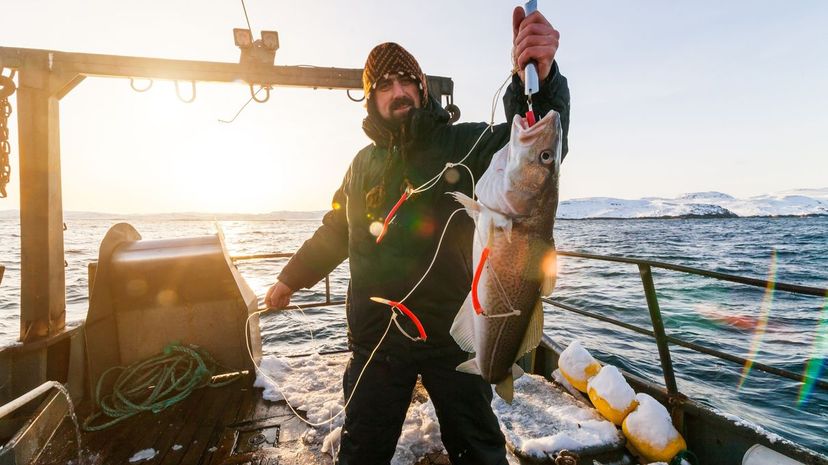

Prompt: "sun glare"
[58,79,363,214]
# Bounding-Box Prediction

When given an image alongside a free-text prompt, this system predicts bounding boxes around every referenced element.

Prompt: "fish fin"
[512,364,525,380]
[486,209,513,243]
[450,293,476,353]
[450,192,480,219]
[456,358,481,375]
[515,299,544,360]
[541,250,557,297]
[495,374,515,404]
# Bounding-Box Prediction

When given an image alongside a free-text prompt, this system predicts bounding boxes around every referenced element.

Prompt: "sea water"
[1,215,826,454]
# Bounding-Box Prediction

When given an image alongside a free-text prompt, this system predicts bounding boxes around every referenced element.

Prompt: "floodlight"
[233,28,253,49]
[261,31,279,51]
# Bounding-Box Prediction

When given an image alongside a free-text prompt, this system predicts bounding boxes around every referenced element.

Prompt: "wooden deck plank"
[231,378,259,424]
[177,384,236,464]
[96,384,211,465]
[144,385,213,464]
[194,380,248,465]
[157,382,237,465]
[204,376,259,465]
[199,379,250,465]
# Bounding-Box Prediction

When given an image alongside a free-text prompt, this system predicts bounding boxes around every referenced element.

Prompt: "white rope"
[244,308,394,428]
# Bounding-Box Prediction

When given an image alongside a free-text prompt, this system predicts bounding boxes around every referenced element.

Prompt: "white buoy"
[742,444,804,465]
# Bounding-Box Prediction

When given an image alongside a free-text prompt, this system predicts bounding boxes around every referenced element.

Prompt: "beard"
[385,96,417,126]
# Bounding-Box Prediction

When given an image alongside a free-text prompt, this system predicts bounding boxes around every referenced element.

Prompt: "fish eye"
[540,151,554,164]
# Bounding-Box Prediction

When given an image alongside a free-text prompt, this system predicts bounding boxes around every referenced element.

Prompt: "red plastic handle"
[389,300,427,341]
[370,297,428,341]
[471,247,491,315]
[376,191,409,244]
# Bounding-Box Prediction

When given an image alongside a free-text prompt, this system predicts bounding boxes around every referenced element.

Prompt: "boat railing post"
[637,264,679,396]
[324,275,331,305]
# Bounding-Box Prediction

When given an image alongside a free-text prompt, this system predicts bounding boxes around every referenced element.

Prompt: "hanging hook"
[346,89,365,102]
[174,80,197,103]
[129,78,153,93]
[249,83,271,103]
[444,93,460,123]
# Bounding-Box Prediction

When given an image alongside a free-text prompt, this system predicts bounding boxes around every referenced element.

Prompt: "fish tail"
[495,374,514,404]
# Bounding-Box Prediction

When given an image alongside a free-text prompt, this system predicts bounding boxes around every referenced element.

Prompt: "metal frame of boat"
[1,44,826,465]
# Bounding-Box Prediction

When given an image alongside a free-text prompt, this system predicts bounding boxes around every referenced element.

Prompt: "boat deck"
[33,372,452,465]
[30,346,635,465]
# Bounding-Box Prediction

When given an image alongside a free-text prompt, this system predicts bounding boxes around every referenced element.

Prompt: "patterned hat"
[362,42,427,102]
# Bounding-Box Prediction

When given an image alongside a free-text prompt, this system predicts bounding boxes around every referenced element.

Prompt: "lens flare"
[797,295,828,406]
[696,303,760,330]
[738,249,777,389]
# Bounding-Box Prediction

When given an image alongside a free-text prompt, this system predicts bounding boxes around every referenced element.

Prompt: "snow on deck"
[254,353,624,464]
[493,373,624,460]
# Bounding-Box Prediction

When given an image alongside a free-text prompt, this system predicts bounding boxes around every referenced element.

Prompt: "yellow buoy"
[558,340,602,393]
[622,393,687,463]
[586,365,637,425]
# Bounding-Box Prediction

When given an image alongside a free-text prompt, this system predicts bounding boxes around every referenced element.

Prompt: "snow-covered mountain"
[2,189,826,220]
[558,188,828,219]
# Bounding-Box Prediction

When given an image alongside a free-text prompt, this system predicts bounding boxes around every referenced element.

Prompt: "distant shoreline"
[558,213,828,220]
[1,212,826,221]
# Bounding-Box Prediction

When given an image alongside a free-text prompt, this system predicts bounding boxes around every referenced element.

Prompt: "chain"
[0,69,16,198]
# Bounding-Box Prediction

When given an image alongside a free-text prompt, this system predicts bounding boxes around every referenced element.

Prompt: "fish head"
[500,111,561,218]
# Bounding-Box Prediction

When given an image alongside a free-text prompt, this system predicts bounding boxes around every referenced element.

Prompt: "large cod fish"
[450,110,561,403]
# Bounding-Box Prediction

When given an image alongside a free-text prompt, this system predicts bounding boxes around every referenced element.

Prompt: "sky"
[0,0,826,214]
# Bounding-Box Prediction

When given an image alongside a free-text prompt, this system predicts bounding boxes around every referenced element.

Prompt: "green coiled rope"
[82,343,242,431]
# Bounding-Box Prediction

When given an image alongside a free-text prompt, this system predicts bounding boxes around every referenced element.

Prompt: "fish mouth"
[516,111,560,144]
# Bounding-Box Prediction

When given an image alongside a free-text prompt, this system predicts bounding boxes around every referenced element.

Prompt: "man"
[266,7,570,465]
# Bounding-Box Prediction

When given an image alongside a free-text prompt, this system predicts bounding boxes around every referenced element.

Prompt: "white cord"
[408,72,512,197]
[245,308,395,428]
[291,304,315,345]
[398,207,468,305]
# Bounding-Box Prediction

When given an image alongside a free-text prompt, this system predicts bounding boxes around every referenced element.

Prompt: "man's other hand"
[512,7,560,82]
[265,280,294,309]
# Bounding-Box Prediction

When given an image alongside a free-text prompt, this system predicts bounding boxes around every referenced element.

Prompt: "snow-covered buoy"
[586,365,637,425]
[622,393,687,463]
[558,340,602,393]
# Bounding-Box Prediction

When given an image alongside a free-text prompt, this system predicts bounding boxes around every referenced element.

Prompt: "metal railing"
[231,252,345,312]
[231,250,828,392]
[546,251,828,394]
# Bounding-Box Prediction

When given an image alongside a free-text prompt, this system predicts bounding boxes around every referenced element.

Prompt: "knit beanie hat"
[363,42,428,103]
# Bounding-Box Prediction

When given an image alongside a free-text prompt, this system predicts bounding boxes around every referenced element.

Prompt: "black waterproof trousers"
[336,349,508,465]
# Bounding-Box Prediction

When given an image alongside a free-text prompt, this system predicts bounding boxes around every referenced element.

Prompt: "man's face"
[373,73,422,125]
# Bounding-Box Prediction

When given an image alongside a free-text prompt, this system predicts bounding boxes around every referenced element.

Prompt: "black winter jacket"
[279,64,570,359]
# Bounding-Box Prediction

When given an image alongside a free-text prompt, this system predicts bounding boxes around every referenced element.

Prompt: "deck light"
[235,28,278,66]
[260,31,279,51]
[233,28,253,49]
